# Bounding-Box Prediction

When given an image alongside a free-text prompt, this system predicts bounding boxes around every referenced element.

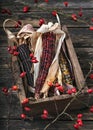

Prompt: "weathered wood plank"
[0,57,11,62]
[1,0,93,8]
[63,25,85,90]
[0,47,10,55]
[0,69,12,75]
[0,9,93,27]
[6,120,93,130]
[0,80,13,88]
[1,27,93,48]
[0,64,10,69]
[0,120,8,130]
[68,28,93,48]
[75,48,93,62]
[0,92,10,118]
[11,56,26,101]
[0,91,22,118]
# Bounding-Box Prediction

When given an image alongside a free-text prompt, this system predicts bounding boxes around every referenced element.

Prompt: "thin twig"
[64,112,74,120]
[53,100,59,116]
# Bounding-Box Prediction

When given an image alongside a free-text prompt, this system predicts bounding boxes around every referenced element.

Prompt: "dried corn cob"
[17,44,35,93]
[40,32,66,98]
[35,32,56,99]
[59,48,73,86]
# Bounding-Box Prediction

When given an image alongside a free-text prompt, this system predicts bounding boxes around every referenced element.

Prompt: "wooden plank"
[0,92,10,118]
[0,9,93,27]
[0,80,13,88]
[75,48,93,59]
[7,120,93,130]
[0,64,10,69]
[24,93,93,118]
[68,28,93,48]
[62,25,85,90]
[11,56,26,102]
[1,0,93,8]
[1,27,93,48]
[0,120,8,130]
[1,29,93,51]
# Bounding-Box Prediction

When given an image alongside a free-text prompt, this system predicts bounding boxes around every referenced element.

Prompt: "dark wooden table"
[0,0,93,130]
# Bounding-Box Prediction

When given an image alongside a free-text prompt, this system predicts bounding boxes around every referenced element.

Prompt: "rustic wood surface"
[0,0,93,130]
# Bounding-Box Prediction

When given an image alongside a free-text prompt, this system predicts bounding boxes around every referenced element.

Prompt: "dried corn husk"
[33,34,43,86]
[3,19,18,45]
[17,24,37,51]
[57,66,62,86]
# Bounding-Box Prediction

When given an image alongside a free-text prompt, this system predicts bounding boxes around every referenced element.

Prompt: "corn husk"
[57,66,62,86]
[34,34,43,86]
[3,19,18,45]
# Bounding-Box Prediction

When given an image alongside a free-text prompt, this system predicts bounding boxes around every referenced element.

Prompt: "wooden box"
[12,26,93,117]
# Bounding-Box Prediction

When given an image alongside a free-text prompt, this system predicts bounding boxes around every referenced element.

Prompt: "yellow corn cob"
[59,51,73,85]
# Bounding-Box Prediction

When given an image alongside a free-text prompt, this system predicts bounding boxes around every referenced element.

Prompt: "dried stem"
[64,112,74,120]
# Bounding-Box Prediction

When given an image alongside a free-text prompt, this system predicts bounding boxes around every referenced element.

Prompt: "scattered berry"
[63,2,68,7]
[89,26,93,31]
[41,114,48,119]
[67,89,72,95]
[24,106,31,111]
[20,72,26,78]
[90,106,93,113]
[43,109,48,116]
[20,113,26,119]
[31,59,38,63]
[78,11,83,17]
[89,74,93,79]
[39,18,45,26]
[57,85,64,92]
[73,123,79,129]
[22,98,29,104]
[87,88,93,94]
[77,113,83,118]
[2,87,8,94]
[29,53,34,58]
[45,0,48,3]
[11,85,19,91]
[23,6,29,13]
[13,51,19,56]
[52,10,57,16]
[71,14,77,21]
[71,88,77,93]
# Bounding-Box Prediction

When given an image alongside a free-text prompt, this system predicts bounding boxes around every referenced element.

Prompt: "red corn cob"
[35,32,56,99]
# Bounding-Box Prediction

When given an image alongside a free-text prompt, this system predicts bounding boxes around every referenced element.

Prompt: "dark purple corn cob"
[35,32,56,98]
[17,44,34,93]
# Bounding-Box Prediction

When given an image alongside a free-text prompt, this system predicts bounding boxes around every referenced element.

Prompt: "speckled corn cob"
[35,32,56,99]
[59,50,73,85]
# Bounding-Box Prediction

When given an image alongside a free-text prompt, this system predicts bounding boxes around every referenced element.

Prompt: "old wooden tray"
[11,25,93,117]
